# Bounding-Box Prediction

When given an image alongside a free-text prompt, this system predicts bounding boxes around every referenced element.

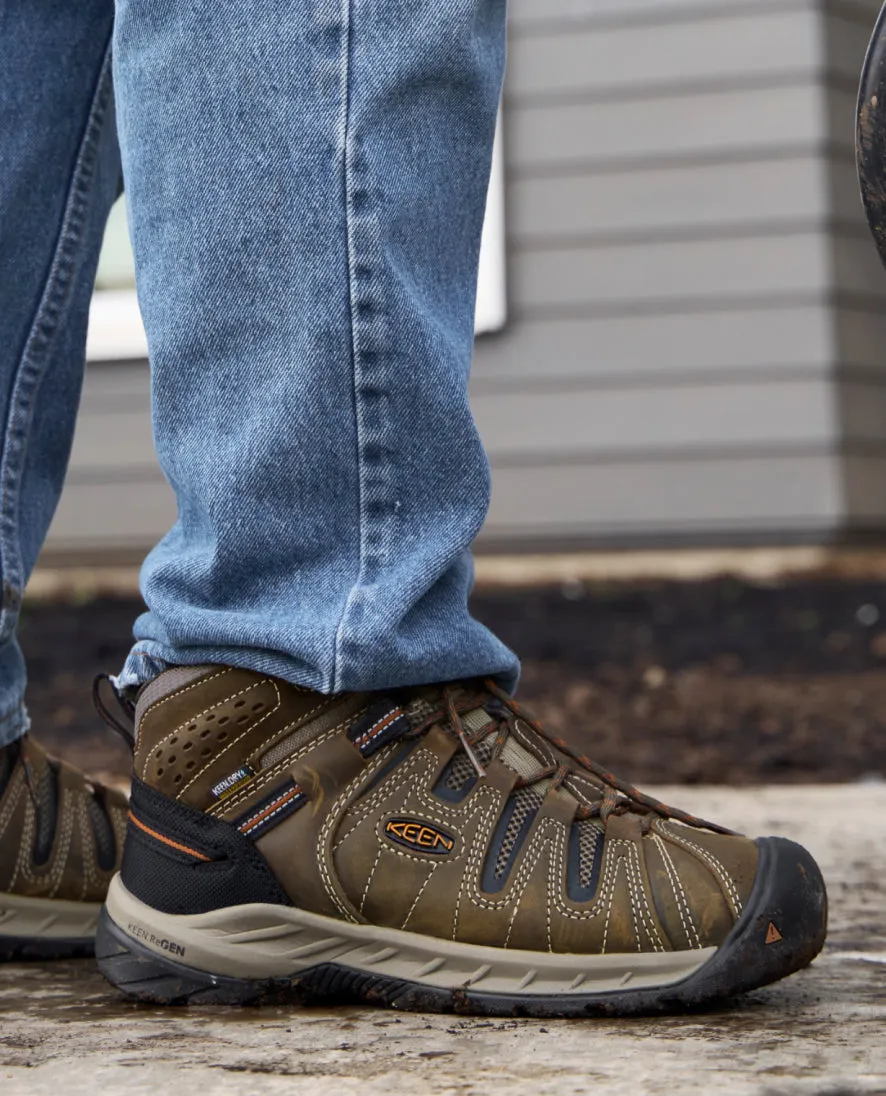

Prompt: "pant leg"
[0,0,122,745]
[114,0,518,693]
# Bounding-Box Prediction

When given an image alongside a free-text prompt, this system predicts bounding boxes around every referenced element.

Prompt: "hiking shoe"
[0,735,128,959]
[96,666,827,1015]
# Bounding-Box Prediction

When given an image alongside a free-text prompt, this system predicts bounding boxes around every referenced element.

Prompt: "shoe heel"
[96,905,269,1004]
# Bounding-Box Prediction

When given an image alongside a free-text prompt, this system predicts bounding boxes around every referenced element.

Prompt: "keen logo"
[384,818,455,855]
[211,765,255,800]
[127,922,187,958]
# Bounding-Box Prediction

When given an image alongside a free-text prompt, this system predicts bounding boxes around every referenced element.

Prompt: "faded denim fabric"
[0,0,121,746]
[0,0,517,746]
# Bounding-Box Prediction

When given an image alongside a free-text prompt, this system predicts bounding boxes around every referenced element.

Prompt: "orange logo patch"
[384,818,456,855]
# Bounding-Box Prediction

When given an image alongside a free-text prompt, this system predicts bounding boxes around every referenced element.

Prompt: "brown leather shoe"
[96,665,827,1015]
[0,736,128,959]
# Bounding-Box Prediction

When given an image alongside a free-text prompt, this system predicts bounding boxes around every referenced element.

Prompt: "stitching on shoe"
[333,747,488,850]
[329,747,682,953]
[400,862,438,931]
[358,846,384,915]
[138,667,233,726]
[601,856,623,953]
[657,820,743,916]
[8,786,32,891]
[0,769,24,841]
[337,752,657,949]
[320,748,492,922]
[110,804,128,870]
[210,710,361,818]
[48,786,75,898]
[335,751,496,869]
[510,719,556,773]
[493,821,560,951]
[623,843,663,952]
[177,682,282,798]
[17,783,74,897]
[503,880,523,949]
[653,833,701,949]
[78,794,102,898]
[564,774,603,807]
[141,676,275,782]
[451,796,501,941]
[547,846,557,951]
[319,763,384,921]
[474,808,554,915]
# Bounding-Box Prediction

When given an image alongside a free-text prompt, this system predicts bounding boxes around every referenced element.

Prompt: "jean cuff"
[115,648,174,693]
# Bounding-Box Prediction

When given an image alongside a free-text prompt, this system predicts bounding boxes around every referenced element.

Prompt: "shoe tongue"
[461,707,494,735]
[405,687,558,795]
[457,702,553,792]
[499,734,544,781]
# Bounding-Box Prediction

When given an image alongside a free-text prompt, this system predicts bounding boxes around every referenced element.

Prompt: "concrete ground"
[0,785,883,1096]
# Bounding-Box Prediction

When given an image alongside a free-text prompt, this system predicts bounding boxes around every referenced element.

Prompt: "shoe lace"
[409,679,732,836]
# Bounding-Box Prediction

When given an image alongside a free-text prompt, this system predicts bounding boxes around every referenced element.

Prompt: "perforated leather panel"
[142,687,273,793]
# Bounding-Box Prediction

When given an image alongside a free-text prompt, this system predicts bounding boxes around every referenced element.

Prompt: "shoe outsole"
[95,836,827,1017]
[0,892,102,961]
[0,936,95,962]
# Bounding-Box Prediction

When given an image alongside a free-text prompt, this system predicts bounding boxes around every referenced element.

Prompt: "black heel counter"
[121,778,292,915]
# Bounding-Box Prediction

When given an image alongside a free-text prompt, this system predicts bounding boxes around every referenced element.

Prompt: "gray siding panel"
[484,454,842,542]
[472,307,836,385]
[48,479,175,553]
[474,380,838,461]
[507,0,822,30]
[50,0,886,558]
[65,408,155,474]
[511,157,832,242]
[507,10,821,100]
[514,234,834,312]
[510,84,830,173]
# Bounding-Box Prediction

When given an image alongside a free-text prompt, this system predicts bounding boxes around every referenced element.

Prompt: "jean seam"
[332,0,361,693]
[332,1,397,692]
[0,40,115,642]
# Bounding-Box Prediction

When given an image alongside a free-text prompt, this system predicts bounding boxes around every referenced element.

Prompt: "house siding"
[46,0,886,559]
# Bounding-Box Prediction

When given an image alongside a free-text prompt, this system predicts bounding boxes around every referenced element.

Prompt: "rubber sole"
[96,836,827,1017]
[0,892,101,962]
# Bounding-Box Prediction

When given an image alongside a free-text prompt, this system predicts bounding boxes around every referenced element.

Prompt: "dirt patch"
[17,575,886,785]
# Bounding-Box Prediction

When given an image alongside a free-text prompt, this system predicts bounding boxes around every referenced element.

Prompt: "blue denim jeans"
[0,0,518,749]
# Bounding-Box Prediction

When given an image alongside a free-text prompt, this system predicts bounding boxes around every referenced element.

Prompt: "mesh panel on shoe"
[32,762,59,866]
[566,817,604,903]
[575,819,601,889]
[124,779,294,915]
[444,734,497,790]
[435,732,498,801]
[493,786,544,879]
[260,724,321,770]
[402,695,439,727]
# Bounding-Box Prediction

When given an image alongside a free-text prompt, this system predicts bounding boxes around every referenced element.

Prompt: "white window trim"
[86,120,507,361]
